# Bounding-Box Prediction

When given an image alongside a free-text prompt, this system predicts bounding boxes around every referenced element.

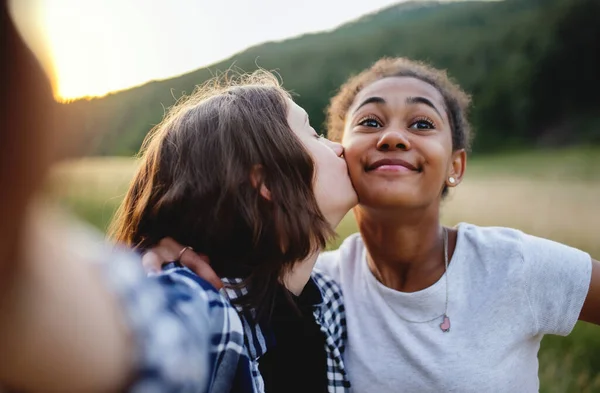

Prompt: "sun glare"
[39,1,134,100]
[35,0,229,101]
[8,0,59,96]
[28,0,413,102]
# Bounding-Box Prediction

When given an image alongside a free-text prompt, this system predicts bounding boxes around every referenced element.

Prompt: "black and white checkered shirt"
[221,270,351,393]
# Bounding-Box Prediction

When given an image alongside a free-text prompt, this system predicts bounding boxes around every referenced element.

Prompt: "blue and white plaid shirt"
[221,270,352,393]
[102,249,252,393]
[102,242,350,393]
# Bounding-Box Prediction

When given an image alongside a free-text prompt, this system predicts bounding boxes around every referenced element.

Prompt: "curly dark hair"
[326,57,473,152]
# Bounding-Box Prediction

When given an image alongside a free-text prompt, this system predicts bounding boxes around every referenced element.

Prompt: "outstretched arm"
[0,6,137,390]
[579,258,600,325]
[0,207,135,393]
[0,6,213,392]
[0,207,214,393]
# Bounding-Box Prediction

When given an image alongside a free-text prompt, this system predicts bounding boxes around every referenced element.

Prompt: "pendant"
[440,314,451,332]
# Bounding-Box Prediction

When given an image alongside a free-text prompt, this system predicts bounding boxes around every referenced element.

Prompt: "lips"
[366,158,419,172]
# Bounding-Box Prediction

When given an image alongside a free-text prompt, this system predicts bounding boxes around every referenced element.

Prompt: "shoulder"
[457,222,526,249]
[315,232,364,280]
[155,265,222,298]
[157,267,246,354]
[456,222,592,299]
[455,223,529,267]
[310,270,348,357]
[312,270,344,311]
[157,266,237,319]
[158,271,252,390]
[101,249,218,335]
[98,249,215,391]
[457,222,590,264]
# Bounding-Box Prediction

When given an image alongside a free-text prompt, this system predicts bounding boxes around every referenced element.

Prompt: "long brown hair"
[109,71,334,320]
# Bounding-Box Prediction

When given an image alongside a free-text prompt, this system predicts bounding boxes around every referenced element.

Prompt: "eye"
[357,115,383,128]
[409,116,436,130]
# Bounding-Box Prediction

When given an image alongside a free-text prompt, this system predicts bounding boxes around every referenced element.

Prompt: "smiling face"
[287,99,358,226]
[342,77,465,210]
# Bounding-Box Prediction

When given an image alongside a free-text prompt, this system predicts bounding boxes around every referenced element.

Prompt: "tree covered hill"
[64,0,600,156]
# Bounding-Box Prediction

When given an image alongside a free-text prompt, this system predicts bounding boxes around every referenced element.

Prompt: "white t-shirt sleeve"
[522,233,592,336]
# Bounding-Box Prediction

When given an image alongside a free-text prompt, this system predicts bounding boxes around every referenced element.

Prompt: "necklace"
[372,227,451,332]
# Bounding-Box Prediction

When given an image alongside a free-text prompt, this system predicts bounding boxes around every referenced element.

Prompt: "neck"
[355,203,449,292]
[281,208,348,296]
[282,250,320,296]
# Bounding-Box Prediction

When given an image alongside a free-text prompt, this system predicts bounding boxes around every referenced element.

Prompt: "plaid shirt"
[102,247,252,393]
[221,270,351,393]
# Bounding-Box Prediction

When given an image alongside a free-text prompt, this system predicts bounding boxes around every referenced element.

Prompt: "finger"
[149,245,177,265]
[141,251,163,274]
[156,237,223,289]
[157,237,186,261]
[180,252,223,290]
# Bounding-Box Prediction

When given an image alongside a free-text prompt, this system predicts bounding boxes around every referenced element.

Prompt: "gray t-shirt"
[316,223,592,393]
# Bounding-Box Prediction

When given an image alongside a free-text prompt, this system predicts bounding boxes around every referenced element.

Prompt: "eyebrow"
[406,96,442,117]
[353,96,386,114]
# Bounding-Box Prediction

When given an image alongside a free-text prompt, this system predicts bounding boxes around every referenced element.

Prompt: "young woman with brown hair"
[109,71,357,393]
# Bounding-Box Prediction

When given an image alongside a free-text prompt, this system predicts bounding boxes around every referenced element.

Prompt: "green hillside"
[64,0,600,156]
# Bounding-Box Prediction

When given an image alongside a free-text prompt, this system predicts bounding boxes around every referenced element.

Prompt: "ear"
[446,149,466,187]
[250,165,271,201]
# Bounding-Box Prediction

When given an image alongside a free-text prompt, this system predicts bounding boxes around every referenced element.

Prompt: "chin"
[346,192,359,215]
[323,198,357,228]
[356,187,422,210]
[336,183,359,208]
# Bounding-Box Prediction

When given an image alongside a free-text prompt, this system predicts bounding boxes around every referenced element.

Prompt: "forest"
[63,0,600,156]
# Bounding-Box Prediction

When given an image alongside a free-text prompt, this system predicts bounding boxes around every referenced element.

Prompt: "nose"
[324,138,344,157]
[377,129,411,151]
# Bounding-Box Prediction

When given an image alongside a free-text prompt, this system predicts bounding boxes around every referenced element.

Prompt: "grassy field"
[48,148,600,392]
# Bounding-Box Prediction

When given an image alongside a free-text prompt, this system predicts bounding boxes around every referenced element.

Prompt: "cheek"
[301,138,324,165]
[341,136,364,168]
[420,137,452,183]
[425,141,448,165]
[342,138,369,182]
[310,143,341,179]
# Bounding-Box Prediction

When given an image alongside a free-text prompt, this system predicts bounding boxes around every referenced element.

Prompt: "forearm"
[0,205,133,393]
[580,258,600,325]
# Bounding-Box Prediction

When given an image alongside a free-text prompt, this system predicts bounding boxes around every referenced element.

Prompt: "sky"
[11,0,433,100]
